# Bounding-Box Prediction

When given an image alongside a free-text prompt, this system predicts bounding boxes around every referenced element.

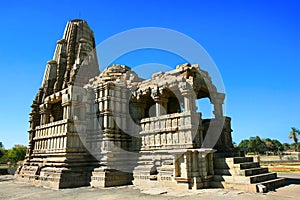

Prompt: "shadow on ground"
[285,178,300,185]
[278,174,300,185]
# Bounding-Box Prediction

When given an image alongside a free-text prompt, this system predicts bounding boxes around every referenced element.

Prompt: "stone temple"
[16,19,285,192]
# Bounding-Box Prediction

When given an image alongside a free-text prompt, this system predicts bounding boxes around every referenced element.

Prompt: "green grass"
[270,170,291,173]
[270,170,300,174]
[0,165,8,169]
[260,161,300,166]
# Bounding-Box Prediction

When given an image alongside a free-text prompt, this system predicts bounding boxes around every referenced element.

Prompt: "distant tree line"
[237,127,300,155]
[238,136,298,155]
[0,142,27,166]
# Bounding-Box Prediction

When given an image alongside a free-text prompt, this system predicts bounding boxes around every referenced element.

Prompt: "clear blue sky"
[0,0,299,148]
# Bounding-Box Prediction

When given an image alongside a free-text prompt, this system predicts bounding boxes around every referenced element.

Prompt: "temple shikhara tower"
[16,19,285,192]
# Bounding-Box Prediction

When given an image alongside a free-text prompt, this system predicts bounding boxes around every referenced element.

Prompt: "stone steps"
[232,157,253,164]
[259,177,286,191]
[215,167,269,177]
[250,172,277,184]
[213,173,278,184]
[243,167,269,176]
[236,162,260,170]
[213,156,285,193]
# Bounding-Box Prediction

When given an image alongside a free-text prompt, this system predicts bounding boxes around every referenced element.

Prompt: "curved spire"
[40,19,99,97]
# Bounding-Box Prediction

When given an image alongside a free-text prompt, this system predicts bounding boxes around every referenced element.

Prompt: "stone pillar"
[186,152,192,178]
[211,93,225,118]
[207,153,214,175]
[98,100,103,112]
[184,96,191,111]
[192,151,199,176]
[213,103,223,118]
[40,104,51,125]
[104,87,109,96]
[62,93,72,120]
[44,110,50,124]
[62,103,71,120]
[174,155,180,177]
[198,153,207,177]
[103,115,108,129]
[154,97,167,117]
[95,87,100,99]
[40,114,44,125]
[63,106,67,119]
[182,154,188,178]
[182,90,196,112]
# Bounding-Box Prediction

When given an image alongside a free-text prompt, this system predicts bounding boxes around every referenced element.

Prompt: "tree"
[248,136,266,154]
[264,138,274,152]
[0,149,4,162]
[289,127,300,151]
[0,149,8,164]
[282,143,291,151]
[0,142,4,162]
[238,137,267,154]
[271,139,283,153]
[238,139,249,149]
[290,143,299,151]
[5,145,27,166]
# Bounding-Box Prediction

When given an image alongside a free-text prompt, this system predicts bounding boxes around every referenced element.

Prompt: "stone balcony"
[34,119,69,139]
[139,111,201,150]
[33,119,85,154]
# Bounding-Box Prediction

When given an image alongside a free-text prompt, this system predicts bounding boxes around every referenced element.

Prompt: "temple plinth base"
[16,165,96,189]
[90,167,133,187]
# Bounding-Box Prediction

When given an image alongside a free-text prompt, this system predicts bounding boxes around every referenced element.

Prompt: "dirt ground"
[1,175,300,200]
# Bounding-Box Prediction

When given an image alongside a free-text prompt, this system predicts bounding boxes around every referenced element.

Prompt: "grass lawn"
[261,162,300,174]
[0,165,8,169]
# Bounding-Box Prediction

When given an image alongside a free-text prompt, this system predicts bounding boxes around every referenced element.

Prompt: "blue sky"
[0,0,299,148]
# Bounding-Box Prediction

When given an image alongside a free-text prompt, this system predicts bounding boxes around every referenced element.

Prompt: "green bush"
[0,145,27,166]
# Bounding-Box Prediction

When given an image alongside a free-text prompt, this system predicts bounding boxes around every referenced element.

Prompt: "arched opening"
[49,101,63,123]
[129,87,184,123]
[129,94,156,124]
[167,97,181,114]
[196,98,213,119]
[161,88,182,114]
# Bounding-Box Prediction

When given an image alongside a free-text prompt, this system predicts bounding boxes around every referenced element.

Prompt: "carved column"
[27,101,40,157]
[198,153,207,177]
[192,151,199,176]
[154,97,167,117]
[182,154,188,178]
[152,87,168,117]
[121,88,128,132]
[182,90,196,112]
[95,87,100,100]
[62,100,72,120]
[40,104,51,125]
[211,93,225,118]
[208,153,214,175]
